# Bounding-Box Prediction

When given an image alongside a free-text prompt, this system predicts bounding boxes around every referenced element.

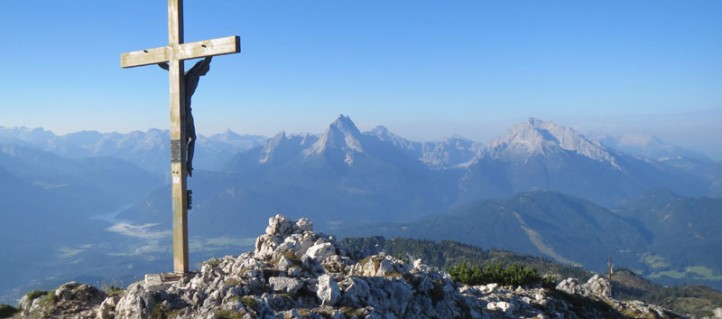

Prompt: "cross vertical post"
[168,0,189,274]
[120,0,240,275]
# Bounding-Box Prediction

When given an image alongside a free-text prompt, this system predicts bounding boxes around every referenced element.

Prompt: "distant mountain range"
[0,116,720,303]
[118,115,720,231]
[232,115,721,204]
[0,127,266,177]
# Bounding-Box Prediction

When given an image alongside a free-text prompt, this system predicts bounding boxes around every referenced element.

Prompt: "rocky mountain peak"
[259,131,288,164]
[258,132,317,164]
[368,125,418,153]
[329,114,362,137]
[11,215,682,319]
[305,115,365,165]
[369,125,390,136]
[527,116,546,129]
[209,129,242,141]
[368,125,393,142]
[491,118,620,168]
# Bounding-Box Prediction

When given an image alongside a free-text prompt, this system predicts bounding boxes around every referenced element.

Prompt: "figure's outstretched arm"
[200,56,213,68]
[188,57,212,76]
[157,62,169,71]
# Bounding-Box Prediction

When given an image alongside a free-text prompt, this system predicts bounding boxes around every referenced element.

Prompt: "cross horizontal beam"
[121,35,240,68]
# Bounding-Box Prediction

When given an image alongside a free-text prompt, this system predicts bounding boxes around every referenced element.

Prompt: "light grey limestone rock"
[584,274,612,299]
[557,275,612,299]
[96,295,120,319]
[316,274,340,306]
[265,214,293,236]
[296,218,313,232]
[341,277,371,307]
[114,282,153,319]
[306,242,335,261]
[556,277,582,295]
[269,276,303,294]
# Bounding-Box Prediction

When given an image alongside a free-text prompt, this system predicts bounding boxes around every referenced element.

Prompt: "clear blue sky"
[1,1,721,158]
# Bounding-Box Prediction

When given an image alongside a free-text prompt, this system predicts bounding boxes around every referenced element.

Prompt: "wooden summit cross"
[120,0,240,274]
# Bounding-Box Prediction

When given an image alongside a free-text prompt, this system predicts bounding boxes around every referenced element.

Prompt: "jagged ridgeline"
[4,215,702,319]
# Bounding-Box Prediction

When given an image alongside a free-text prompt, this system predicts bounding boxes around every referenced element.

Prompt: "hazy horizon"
[3,113,721,161]
[2,1,720,158]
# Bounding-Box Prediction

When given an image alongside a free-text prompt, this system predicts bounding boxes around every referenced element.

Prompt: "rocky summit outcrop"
[13,215,684,319]
[14,282,106,319]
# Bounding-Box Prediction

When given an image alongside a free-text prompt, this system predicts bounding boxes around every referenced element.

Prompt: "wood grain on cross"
[120,0,240,274]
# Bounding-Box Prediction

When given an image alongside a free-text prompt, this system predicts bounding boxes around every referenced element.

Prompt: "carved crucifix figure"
[120,0,239,274]
[158,56,213,176]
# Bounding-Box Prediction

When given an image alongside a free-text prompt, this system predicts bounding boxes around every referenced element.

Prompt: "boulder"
[305,242,335,261]
[269,276,303,294]
[295,218,313,232]
[584,275,612,299]
[557,275,611,299]
[316,274,340,306]
[265,214,293,236]
[556,277,582,295]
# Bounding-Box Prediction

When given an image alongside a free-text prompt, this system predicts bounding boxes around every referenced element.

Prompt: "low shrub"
[449,261,555,287]
[103,285,125,297]
[24,290,48,301]
[213,309,246,319]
